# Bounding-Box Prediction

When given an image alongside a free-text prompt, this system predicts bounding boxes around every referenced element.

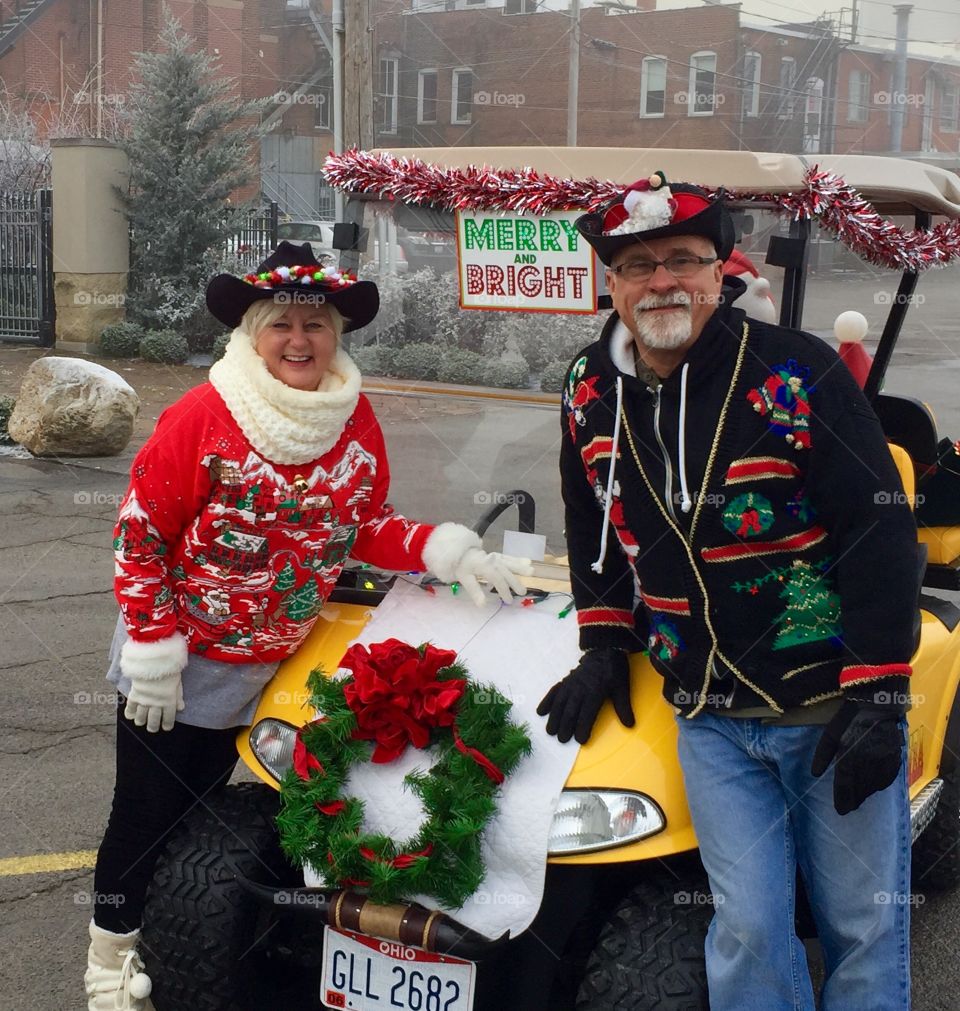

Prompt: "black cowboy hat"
[206,241,379,331]
[576,178,735,267]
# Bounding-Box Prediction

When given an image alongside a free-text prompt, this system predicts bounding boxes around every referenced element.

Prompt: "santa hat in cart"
[575,172,735,266]
[723,249,777,324]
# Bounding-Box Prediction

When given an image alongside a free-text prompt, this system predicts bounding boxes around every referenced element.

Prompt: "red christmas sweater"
[113,383,433,663]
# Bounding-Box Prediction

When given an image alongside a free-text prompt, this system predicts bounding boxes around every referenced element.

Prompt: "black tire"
[141,782,302,1011]
[575,874,712,1011]
[913,767,960,892]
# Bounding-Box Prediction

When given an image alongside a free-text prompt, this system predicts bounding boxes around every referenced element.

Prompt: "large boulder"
[8,356,140,456]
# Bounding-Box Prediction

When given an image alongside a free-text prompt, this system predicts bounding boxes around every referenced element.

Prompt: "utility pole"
[567,0,580,146]
[890,4,912,153]
[333,0,344,220]
[343,0,374,153]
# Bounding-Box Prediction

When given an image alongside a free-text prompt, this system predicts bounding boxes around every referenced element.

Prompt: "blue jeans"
[675,711,911,1011]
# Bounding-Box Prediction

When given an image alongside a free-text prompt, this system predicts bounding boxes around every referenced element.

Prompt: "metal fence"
[225,202,279,270]
[0,189,54,345]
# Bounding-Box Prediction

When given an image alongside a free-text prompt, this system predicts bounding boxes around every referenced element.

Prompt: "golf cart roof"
[371,147,960,219]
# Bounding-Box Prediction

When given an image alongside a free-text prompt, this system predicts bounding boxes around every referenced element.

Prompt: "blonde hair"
[239,299,349,343]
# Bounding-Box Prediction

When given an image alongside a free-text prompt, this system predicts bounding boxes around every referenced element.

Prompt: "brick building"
[2,0,959,217]
[834,44,960,160]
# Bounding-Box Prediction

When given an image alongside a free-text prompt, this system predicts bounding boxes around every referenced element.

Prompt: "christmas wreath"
[277,638,531,908]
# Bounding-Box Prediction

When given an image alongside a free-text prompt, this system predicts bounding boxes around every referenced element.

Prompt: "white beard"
[632,294,693,350]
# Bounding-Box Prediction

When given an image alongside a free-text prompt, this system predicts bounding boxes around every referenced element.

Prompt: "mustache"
[635,293,692,312]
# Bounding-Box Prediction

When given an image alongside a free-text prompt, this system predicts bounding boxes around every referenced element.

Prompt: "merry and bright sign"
[456,209,597,314]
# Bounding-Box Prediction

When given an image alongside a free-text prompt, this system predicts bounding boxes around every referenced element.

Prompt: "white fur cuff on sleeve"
[421,522,483,584]
[120,632,189,682]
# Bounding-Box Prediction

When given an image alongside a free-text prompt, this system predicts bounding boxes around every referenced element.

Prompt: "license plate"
[320,927,476,1011]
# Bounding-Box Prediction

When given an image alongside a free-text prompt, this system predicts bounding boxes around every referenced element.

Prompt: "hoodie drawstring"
[591,375,624,574]
[678,362,693,513]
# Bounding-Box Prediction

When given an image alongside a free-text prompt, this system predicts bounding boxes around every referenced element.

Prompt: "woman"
[85,242,532,1010]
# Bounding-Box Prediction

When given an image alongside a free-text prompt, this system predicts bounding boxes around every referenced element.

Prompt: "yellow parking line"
[0,850,98,876]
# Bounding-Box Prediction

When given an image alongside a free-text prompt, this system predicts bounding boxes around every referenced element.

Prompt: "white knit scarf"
[208,328,362,465]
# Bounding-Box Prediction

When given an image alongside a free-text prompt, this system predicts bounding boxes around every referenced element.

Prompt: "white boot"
[84,919,153,1011]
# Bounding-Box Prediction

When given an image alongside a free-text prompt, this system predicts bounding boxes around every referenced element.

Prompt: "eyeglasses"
[611,255,718,281]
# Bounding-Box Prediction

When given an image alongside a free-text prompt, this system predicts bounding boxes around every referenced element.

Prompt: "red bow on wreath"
[340,639,465,763]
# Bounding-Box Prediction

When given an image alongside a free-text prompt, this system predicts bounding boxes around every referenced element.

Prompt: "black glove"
[811,701,904,815]
[537,648,634,744]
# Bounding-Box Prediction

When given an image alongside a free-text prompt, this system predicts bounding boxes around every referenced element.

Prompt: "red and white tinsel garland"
[323,149,960,273]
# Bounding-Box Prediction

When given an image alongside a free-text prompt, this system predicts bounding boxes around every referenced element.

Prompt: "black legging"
[93,699,242,933]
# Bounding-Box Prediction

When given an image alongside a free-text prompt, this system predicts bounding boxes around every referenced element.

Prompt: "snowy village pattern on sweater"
[113,385,432,663]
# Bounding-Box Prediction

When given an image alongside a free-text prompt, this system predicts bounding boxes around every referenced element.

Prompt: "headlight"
[547,790,665,855]
[249,719,298,781]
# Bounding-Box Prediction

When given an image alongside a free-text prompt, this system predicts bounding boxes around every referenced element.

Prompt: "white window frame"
[940,82,959,132]
[847,69,870,123]
[688,51,717,118]
[503,0,536,13]
[417,69,438,124]
[314,87,331,130]
[379,57,399,135]
[452,67,473,125]
[778,56,796,120]
[640,56,667,119]
[743,51,761,118]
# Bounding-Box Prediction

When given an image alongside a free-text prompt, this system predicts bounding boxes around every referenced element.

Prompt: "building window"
[940,82,959,132]
[640,56,667,118]
[742,51,761,118]
[317,183,335,219]
[688,51,716,117]
[379,57,399,134]
[418,70,438,124]
[314,87,331,130]
[777,56,796,119]
[452,68,473,125]
[504,0,536,12]
[847,69,870,123]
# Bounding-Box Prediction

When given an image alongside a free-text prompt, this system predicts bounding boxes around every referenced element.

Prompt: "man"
[537,175,918,1010]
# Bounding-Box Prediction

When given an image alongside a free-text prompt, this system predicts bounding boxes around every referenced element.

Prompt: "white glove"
[119,632,188,733]
[421,522,534,608]
[124,671,185,733]
[453,547,534,607]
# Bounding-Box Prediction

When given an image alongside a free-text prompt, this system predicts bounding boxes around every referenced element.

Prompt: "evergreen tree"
[285,577,321,621]
[121,9,264,332]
